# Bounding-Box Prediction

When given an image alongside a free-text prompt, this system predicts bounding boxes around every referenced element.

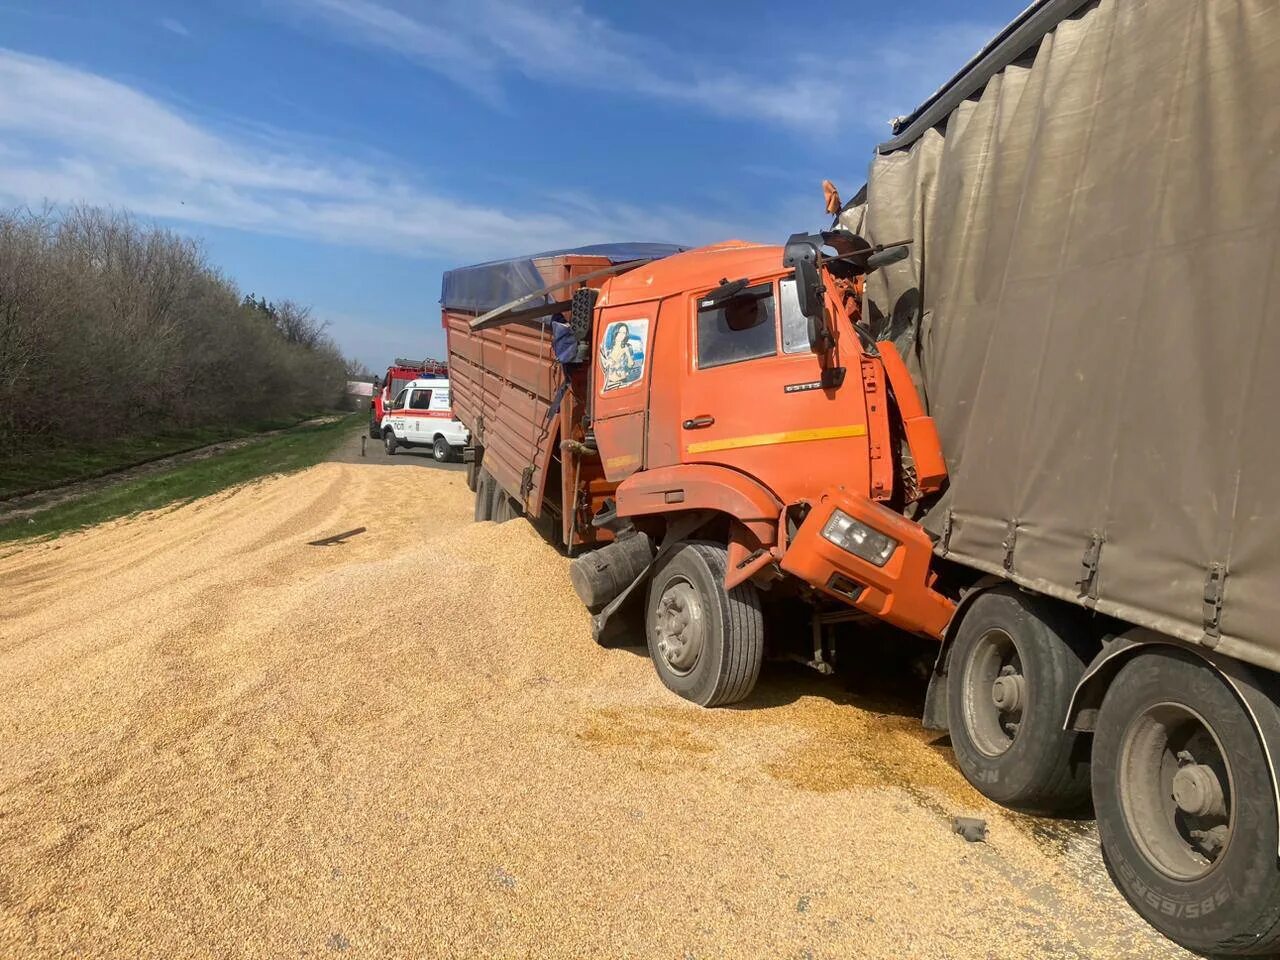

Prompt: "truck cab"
[380,377,470,462]
[587,240,953,641]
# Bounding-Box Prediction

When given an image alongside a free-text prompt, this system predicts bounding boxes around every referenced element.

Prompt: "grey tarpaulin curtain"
[851,0,1280,671]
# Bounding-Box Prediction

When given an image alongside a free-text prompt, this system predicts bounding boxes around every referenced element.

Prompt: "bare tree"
[0,204,353,454]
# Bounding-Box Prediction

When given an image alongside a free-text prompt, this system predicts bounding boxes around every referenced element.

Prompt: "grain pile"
[0,461,1190,959]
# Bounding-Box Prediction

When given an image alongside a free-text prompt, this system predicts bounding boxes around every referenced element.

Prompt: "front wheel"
[1093,649,1280,956]
[383,430,398,456]
[369,418,381,440]
[945,588,1092,813]
[432,436,450,462]
[645,541,763,707]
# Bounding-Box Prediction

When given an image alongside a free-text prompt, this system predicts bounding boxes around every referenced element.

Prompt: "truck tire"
[1093,648,1280,957]
[466,447,483,493]
[945,588,1091,813]
[492,488,520,524]
[432,436,450,463]
[645,541,763,707]
[383,429,398,456]
[474,469,494,522]
[369,416,381,440]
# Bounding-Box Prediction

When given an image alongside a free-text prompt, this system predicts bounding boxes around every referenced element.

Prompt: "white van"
[379,377,470,462]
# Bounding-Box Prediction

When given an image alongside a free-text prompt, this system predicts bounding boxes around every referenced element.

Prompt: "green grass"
[0,415,359,544]
[0,414,334,500]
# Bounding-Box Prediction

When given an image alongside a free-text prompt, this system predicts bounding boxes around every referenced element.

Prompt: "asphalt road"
[0,458,1192,960]
[327,424,468,472]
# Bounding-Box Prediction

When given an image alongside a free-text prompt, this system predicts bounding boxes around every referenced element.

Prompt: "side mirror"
[865,244,909,272]
[783,233,825,321]
[783,233,833,352]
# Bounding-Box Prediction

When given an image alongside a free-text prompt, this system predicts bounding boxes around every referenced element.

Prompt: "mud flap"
[590,512,711,642]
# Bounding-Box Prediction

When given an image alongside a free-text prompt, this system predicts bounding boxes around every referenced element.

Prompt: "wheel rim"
[960,628,1026,758]
[1118,701,1235,881]
[654,577,705,676]
[435,440,446,460]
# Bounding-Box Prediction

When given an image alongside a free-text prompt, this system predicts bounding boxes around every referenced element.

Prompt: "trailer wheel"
[383,429,398,456]
[1093,649,1280,956]
[946,588,1091,813]
[474,469,494,522]
[492,488,520,524]
[432,436,450,463]
[645,541,763,707]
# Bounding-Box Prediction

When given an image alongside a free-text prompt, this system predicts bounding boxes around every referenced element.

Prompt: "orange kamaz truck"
[444,237,951,694]
[440,2,1280,953]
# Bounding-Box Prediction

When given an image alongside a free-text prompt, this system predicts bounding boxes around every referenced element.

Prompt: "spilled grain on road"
[0,462,1188,959]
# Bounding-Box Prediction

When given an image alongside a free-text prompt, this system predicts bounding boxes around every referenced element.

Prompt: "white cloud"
[159,17,191,37]
[286,0,998,134]
[0,49,758,260]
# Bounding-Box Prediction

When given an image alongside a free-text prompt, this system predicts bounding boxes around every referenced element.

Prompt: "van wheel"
[383,429,398,456]
[645,541,763,707]
[946,588,1092,814]
[1093,649,1280,956]
[432,436,450,462]
[474,469,494,521]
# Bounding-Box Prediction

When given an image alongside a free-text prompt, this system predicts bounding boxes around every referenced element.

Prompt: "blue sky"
[0,0,1024,370]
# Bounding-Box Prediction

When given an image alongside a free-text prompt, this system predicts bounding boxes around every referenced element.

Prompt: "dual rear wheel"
[945,588,1280,956]
[945,588,1092,814]
[1092,651,1280,957]
[472,467,520,524]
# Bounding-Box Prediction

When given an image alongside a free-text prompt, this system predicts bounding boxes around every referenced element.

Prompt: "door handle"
[682,416,715,430]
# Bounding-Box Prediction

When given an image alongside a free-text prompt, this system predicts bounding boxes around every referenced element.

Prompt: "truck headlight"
[820,510,898,567]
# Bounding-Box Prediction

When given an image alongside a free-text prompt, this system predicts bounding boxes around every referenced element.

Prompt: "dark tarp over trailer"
[848,0,1280,672]
[440,243,687,314]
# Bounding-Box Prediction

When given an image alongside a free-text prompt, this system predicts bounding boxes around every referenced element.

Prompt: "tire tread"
[688,542,763,707]
[946,587,1093,814]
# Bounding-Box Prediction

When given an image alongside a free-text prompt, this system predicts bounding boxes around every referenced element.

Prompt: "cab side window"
[696,284,777,368]
[410,389,433,410]
[392,388,408,409]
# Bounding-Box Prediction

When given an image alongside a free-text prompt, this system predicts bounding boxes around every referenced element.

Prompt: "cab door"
[679,278,871,504]
[387,387,409,438]
[592,299,660,481]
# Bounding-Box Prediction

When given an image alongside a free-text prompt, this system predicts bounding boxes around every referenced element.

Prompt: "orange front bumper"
[779,487,955,640]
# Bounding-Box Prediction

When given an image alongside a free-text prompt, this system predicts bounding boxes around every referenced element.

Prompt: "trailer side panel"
[859,0,1280,671]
